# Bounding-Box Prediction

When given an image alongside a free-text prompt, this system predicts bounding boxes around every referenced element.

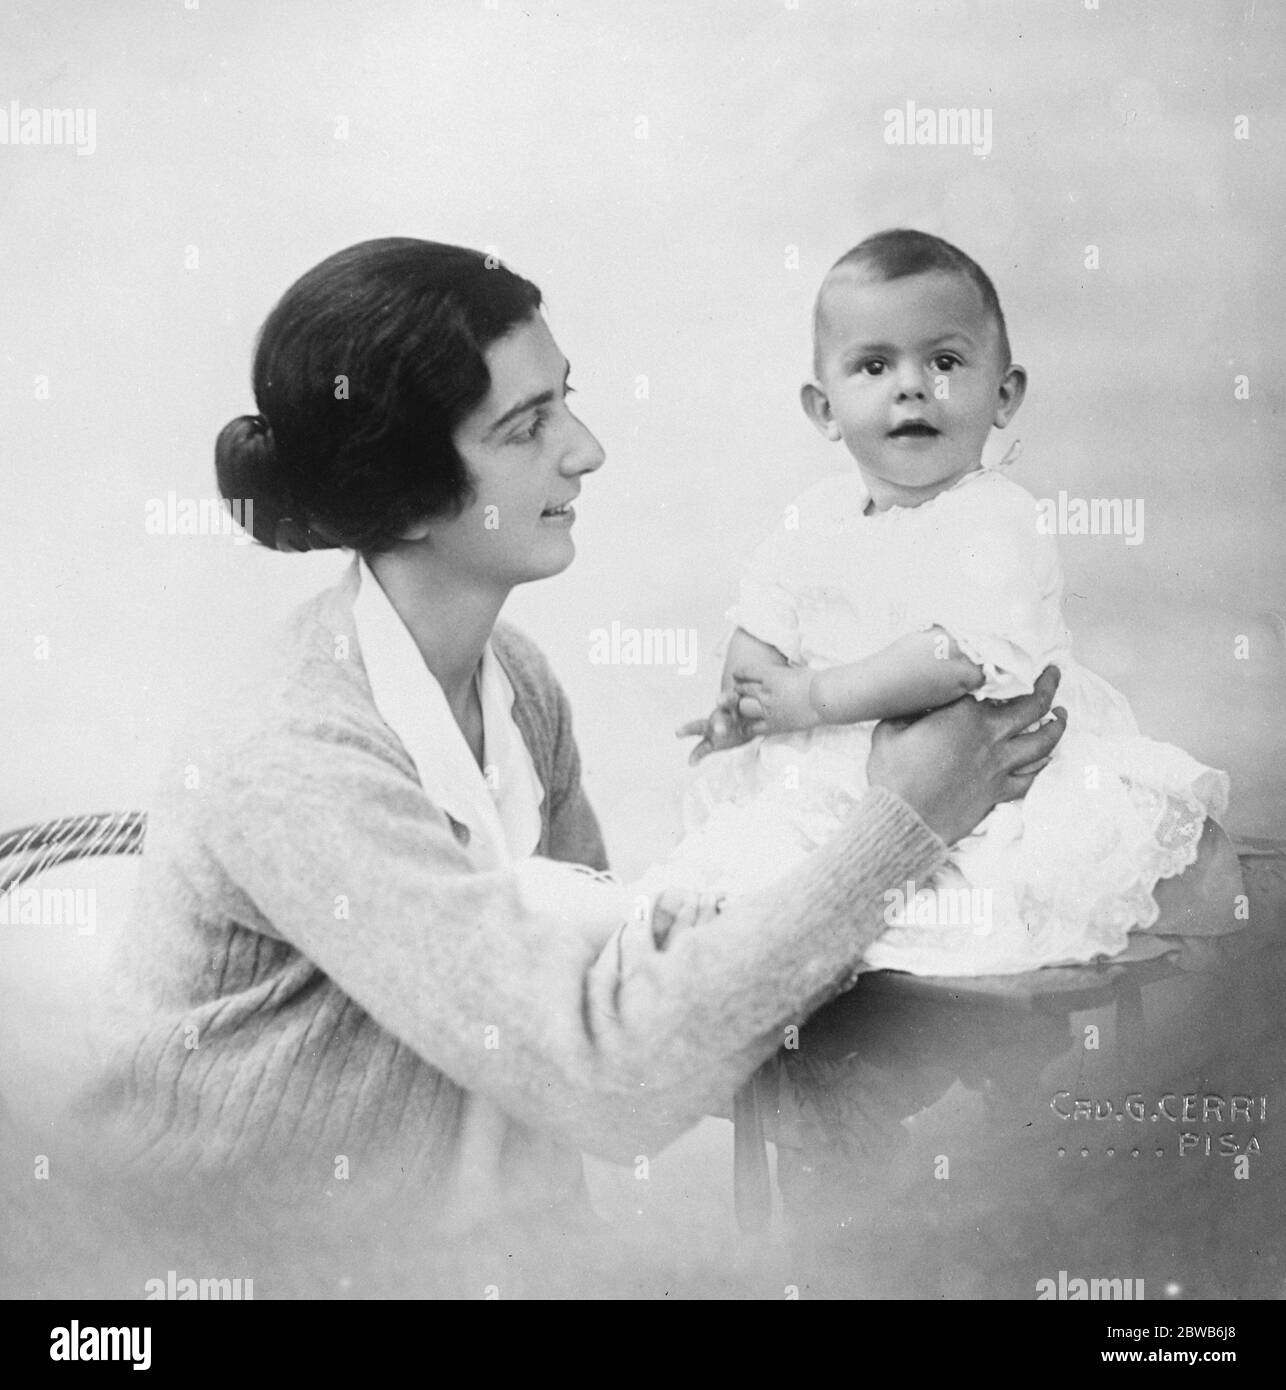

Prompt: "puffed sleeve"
[905,475,1069,700]
[727,517,804,663]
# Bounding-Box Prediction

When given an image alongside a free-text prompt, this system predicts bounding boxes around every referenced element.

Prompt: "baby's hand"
[677,689,755,765]
[733,663,819,736]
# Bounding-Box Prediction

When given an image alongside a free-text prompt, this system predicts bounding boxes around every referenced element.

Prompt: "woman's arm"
[735,627,984,735]
[201,724,941,1164]
[201,671,1063,1165]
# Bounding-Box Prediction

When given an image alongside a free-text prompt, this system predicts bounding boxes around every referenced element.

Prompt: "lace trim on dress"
[1017,780,1225,961]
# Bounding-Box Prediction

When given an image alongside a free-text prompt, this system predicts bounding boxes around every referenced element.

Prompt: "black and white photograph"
[1,0,1282,1336]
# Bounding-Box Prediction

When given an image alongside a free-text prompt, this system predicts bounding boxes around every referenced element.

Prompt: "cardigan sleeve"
[199,715,946,1164]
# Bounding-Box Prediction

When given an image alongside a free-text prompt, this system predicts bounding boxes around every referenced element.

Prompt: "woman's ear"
[993,363,1028,429]
[801,381,842,441]
[396,516,435,542]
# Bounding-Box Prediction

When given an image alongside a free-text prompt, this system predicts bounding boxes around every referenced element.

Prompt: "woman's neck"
[366,546,508,724]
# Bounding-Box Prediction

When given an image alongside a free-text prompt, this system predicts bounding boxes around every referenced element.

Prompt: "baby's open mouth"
[888,421,940,438]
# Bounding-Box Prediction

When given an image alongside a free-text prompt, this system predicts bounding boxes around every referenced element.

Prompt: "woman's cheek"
[471,484,511,535]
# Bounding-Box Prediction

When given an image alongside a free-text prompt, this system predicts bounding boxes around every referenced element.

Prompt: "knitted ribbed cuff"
[781,784,949,947]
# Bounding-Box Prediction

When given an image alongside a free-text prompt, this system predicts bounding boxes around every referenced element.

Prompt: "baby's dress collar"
[944,438,1025,495]
[858,438,1023,516]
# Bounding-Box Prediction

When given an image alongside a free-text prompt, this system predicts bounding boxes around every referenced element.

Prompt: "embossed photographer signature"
[1050,1090,1267,1159]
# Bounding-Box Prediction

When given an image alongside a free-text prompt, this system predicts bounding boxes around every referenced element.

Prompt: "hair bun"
[215,412,337,551]
[272,516,324,552]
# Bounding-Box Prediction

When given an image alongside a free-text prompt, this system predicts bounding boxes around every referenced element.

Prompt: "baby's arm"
[735,629,985,735]
[722,627,790,692]
[677,628,788,763]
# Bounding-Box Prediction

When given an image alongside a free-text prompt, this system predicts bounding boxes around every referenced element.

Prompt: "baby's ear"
[993,363,1028,428]
[801,382,842,441]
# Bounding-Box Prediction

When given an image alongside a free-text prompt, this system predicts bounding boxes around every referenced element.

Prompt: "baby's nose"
[894,364,928,399]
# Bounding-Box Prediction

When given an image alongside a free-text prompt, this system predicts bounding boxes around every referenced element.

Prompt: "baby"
[649,229,1234,976]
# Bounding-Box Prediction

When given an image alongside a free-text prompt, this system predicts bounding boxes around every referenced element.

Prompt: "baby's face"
[809,269,1022,508]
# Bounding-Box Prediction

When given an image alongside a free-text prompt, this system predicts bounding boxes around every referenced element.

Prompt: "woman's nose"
[563,416,606,476]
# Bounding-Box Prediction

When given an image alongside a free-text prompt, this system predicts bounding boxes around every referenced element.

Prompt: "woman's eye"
[511,412,547,444]
[510,384,575,443]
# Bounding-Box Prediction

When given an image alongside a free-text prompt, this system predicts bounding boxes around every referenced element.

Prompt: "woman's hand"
[731,664,819,736]
[866,666,1067,846]
[648,888,726,947]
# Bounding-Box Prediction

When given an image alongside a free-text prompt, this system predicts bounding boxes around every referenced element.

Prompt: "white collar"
[858,439,1024,516]
[351,555,544,868]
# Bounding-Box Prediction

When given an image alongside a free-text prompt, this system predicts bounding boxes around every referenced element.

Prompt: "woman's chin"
[517,539,576,584]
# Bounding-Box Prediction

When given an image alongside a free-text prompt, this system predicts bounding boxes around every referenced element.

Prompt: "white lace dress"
[634,462,1229,977]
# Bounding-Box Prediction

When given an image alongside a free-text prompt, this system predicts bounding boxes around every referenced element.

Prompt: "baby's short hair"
[814,228,1011,373]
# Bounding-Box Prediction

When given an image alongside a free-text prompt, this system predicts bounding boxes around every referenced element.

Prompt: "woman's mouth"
[541,503,575,522]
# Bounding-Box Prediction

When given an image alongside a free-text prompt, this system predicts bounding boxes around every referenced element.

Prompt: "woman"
[77,239,1067,1275]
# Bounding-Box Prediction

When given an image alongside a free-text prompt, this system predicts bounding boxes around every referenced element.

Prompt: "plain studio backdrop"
[1,0,1283,1282]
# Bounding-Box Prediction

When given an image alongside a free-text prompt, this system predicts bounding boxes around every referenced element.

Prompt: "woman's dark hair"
[216,238,542,552]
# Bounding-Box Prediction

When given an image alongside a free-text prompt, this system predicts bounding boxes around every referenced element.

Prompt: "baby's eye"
[856,359,887,377]
[931,353,961,372]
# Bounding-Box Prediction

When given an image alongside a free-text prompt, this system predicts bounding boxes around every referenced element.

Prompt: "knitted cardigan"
[77,563,947,1220]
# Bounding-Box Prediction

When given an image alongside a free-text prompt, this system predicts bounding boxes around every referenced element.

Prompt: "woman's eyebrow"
[484,360,571,438]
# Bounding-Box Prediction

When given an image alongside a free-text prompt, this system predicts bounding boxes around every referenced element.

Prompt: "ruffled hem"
[666,720,1233,976]
[865,761,1231,977]
[1013,772,1231,964]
